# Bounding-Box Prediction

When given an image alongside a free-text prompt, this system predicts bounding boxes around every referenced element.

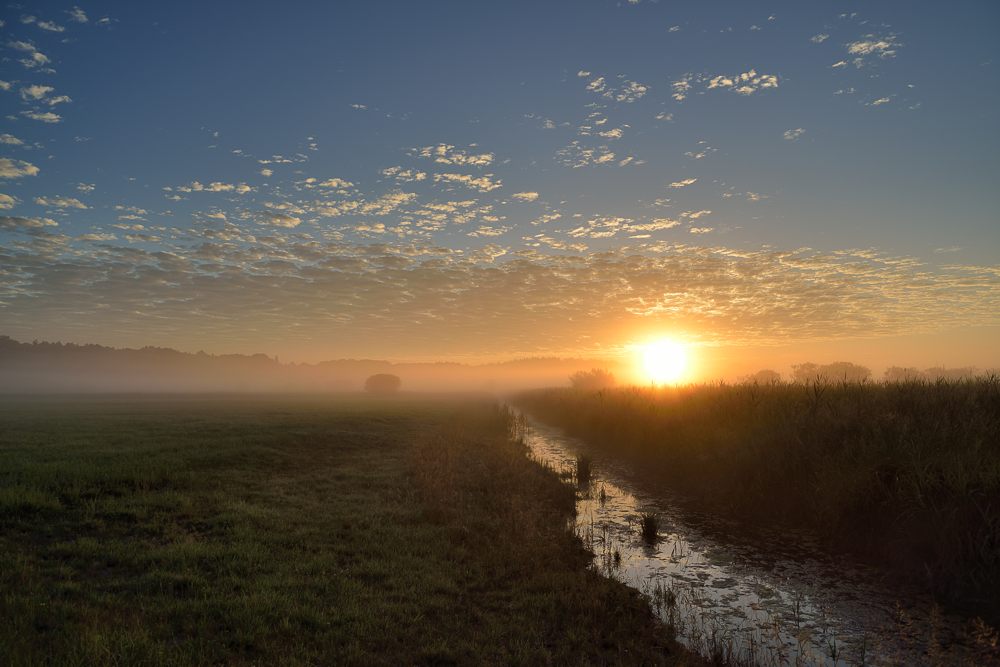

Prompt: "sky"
[1,0,998,373]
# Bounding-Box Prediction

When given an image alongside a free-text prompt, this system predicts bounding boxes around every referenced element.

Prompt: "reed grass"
[513,378,1000,620]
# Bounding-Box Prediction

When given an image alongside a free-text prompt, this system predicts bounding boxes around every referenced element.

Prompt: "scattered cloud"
[21,110,62,123]
[847,34,900,61]
[669,178,697,188]
[416,144,494,167]
[707,70,779,95]
[511,192,539,202]
[0,194,18,209]
[556,141,617,168]
[67,7,88,23]
[8,40,51,70]
[0,158,40,179]
[583,74,649,103]
[0,134,24,145]
[169,181,253,194]
[35,196,88,209]
[259,211,301,228]
[783,128,806,140]
[811,34,829,43]
[433,172,502,192]
[20,84,54,101]
[0,214,57,230]
[672,74,693,101]
[316,177,354,188]
[382,166,427,182]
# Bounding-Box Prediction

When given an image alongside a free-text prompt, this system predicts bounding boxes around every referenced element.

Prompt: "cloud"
[0,158,40,178]
[0,134,24,145]
[783,128,806,141]
[556,141,617,168]
[67,7,88,23]
[382,166,427,182]
[531,212,561,226]
[316,177,354,188]
[847,35,900,63]
[76,183,95,193]
[685,144,717,160]
[433,173,502,192]
[689,226,714,234]
[669,178,697,188]
[811,34,829,43]
[416,144,494,167]
[20,84,54,100]
[35,20,66,33]
[21,110,62,123]
[1,232,998,358]
[0,194,18,209]
[867,96,892,107]
[260,168,273,177]
[8,40,51,70]
[585,74,649,103]
[259,212,301,228]
[672,74,693,101]
[0,81,10,91]
[170,181,253,194]
[511,192,539,202]
[0,214,57,230]
[626,218,680,232]
[706,70,779,95]
[35,196,88,209]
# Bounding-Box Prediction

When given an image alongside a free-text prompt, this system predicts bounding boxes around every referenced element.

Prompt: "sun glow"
[641,339,689,385]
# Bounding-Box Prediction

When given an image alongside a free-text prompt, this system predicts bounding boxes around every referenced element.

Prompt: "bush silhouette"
[364,373,401,394]
[569,368,615,390]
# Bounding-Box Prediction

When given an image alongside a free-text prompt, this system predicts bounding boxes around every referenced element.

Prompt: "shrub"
[364,373,401,394]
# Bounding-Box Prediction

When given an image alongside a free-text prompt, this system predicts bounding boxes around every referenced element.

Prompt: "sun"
[641,339,688,385]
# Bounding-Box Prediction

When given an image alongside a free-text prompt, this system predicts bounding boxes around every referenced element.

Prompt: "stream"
[518,412,989,666]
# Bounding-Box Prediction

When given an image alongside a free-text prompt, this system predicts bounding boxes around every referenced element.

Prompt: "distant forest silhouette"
[0,336,991,393]
[0,336,616,393]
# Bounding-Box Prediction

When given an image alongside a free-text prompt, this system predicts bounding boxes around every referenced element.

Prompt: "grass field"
[0,395,700,666]
[513,379,1000,622]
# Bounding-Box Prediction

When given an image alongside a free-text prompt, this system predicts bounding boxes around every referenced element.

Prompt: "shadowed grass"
[0,395,699,666]
[513,378,1000,621]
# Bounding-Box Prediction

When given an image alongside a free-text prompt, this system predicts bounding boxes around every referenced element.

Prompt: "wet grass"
[513,379,1000,622]
[0,395,700,666]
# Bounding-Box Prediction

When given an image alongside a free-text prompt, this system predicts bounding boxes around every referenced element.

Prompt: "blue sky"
[1,1,998,365]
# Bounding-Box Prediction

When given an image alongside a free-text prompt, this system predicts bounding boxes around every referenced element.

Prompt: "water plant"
[640,512,659,543]
[575,454,593,486]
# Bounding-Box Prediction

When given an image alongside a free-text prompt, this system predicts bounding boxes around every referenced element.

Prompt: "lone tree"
[743,369,782,384]
[364,373,401,394]
[569,368,616,391]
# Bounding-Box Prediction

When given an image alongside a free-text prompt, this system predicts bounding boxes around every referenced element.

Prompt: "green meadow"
[0,395,696,666]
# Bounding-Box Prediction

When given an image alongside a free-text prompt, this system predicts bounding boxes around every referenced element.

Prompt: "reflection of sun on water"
[641,339,688,385]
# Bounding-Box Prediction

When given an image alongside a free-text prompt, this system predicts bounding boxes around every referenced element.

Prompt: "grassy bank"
[0,395,696,665]
[512,380,1000,619]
